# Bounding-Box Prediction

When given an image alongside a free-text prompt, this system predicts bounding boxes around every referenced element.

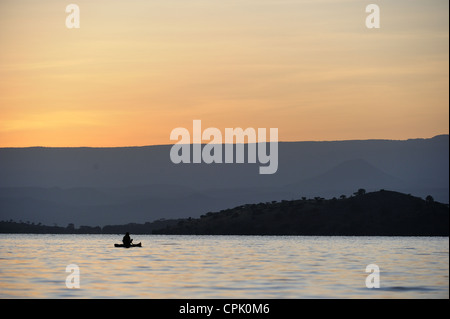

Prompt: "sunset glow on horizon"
[0,0,448,147]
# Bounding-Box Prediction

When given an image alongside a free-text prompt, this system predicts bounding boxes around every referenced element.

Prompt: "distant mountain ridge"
[284,158,404,193]
[0,135,448,226]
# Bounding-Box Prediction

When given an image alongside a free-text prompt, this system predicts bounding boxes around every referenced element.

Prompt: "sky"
[0,0,448,147]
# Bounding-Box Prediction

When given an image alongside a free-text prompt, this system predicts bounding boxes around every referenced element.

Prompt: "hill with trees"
[1,190,448,236]
[0,135,448,227]
[154,190,449,236]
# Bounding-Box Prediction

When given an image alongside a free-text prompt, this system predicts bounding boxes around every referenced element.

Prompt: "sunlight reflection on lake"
[0,234,448,298]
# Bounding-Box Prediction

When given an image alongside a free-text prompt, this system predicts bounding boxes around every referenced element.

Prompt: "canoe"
[114,242,142,248]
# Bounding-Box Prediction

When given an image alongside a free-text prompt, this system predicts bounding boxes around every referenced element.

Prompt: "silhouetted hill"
[0,136,448,226]
[154,191,449,236]
[1,190,448,236]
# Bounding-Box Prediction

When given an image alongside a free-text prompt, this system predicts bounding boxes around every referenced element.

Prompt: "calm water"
[0,234,448,298]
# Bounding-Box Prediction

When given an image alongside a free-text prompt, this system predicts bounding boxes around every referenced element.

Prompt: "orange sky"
[0,0,448,147]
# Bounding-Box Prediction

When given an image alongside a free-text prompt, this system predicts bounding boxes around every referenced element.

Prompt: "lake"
[0,234,448,298]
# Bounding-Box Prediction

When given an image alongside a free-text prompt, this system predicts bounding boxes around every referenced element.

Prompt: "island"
[1,190,448,236]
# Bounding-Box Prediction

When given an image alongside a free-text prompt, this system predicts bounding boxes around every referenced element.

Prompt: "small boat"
[114,242,142,248]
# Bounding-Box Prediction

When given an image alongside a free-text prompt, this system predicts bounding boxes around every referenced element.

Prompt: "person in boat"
[122,232,133,246]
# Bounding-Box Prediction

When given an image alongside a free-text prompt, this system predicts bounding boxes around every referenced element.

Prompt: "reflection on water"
[0,234,448,298]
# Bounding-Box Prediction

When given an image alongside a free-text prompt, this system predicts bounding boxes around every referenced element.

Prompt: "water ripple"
[0,234,448,298]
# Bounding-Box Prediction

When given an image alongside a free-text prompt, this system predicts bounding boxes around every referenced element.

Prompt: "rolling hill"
[0,135,448,226]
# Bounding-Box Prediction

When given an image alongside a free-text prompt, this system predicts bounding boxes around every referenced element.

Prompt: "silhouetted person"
[122,232,133,246]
